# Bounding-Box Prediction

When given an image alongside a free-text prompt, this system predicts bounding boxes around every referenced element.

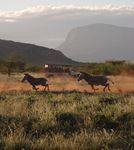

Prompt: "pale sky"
[0,0,134,11]
[0,0,134,52]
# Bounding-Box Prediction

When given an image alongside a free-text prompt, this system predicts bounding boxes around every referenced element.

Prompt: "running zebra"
[77,72,114,92]
[21,73,49,91]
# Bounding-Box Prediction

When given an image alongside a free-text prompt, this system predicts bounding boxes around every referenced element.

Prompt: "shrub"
[73,61,134,75]
[25,64,42,72]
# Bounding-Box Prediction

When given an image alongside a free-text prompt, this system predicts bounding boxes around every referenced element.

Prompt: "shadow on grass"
[0,112,85,140]
[0,112,85,138]
[94,114,118,130]
[0,90,134,97]
[94,112,133,132]
[116,112,133,132]
[99,93,133,105]
[37,90,94,96]
[55,112,84,136]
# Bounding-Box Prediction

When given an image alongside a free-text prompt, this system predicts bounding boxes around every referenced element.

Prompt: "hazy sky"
[0,0,134,49]
[0,0,134,11]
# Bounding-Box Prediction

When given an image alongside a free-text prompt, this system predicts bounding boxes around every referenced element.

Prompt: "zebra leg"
[44,86,46,91]
[108,84,111,91]
[32,85,38,91]
[44,85,49,91]
[47,85,50,91]
[103,83,109,92]
[91,85,98,92]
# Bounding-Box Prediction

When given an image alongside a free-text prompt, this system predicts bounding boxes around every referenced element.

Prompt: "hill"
[58,24,134,62]
[0,39,78,65]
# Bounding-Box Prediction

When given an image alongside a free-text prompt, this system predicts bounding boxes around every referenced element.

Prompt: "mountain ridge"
[58,24,134,62]
[0,39,79,65]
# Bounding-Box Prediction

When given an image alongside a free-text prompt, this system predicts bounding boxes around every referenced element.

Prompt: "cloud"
[0,5,134,22]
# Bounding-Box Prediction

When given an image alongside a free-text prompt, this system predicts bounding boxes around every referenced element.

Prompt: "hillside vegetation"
[0,39,78,65]
[0,59,134,77]
[73,61,134,76]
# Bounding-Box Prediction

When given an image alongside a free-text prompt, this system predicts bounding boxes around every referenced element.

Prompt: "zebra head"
[77,72,85,81]
[21,73,30,82]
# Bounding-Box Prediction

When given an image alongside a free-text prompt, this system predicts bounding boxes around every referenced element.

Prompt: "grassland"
[0,73,133,149]
[0,91,133,150]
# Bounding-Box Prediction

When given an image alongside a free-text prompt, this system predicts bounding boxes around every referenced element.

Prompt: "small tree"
[5,53,25,76]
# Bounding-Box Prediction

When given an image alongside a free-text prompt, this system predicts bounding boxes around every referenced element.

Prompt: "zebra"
[77,72,114,92]
[21,73,49,91]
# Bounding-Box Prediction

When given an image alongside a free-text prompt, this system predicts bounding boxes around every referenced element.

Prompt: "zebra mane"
[80,72,92,77]
[24,73,35,79]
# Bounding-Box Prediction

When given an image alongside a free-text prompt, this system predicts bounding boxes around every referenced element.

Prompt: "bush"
[25,64,42,72]
[73,61,134,75]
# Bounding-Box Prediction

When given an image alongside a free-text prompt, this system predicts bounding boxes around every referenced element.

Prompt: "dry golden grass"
[0,73,133,93]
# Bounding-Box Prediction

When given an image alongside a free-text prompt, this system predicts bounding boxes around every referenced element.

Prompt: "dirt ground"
[0,73,133,93]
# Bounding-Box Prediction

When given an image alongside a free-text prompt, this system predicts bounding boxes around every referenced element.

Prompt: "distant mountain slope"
[0,39,79,65]
[58,24,134,62]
